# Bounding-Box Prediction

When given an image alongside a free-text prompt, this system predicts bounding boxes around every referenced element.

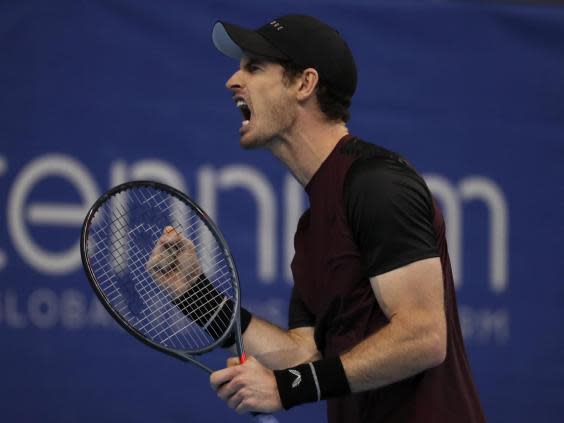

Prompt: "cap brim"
[212,21,288,60]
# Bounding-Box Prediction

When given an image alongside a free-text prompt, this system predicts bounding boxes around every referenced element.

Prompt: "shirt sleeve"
[344,157,439,277]
[288,286,315,329]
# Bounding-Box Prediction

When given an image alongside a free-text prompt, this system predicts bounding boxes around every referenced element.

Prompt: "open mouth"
[235,98,251,125]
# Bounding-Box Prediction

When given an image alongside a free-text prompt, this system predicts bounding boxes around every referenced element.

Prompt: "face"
[225,55,298,149]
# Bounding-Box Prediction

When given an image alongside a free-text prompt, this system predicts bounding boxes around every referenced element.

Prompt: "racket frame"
[80,180,246,373]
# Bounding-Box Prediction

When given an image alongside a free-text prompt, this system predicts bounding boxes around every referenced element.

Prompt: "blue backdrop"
[1,0,563,422]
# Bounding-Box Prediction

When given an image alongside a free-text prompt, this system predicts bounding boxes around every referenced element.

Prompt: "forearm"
[341,309,446,393]
[243,317,320,369]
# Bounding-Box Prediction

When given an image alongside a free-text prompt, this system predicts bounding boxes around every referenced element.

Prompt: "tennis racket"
[80,180,278,423]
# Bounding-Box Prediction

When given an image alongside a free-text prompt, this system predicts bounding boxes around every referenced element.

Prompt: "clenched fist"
[146,226,203,299]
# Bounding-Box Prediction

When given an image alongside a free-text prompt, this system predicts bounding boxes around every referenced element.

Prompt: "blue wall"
[1,1,563,421]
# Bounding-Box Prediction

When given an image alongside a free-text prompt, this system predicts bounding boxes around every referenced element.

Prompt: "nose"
[226,69,243,92]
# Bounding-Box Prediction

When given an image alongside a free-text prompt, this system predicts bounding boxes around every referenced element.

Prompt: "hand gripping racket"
[80,180,278,423]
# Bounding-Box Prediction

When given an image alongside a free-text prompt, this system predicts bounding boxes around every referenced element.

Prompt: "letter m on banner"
[424,175,509,294]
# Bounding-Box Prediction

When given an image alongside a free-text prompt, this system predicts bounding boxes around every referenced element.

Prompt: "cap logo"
[269,20,284,31]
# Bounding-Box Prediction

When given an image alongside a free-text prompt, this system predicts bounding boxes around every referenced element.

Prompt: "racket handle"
[239,353,279,423]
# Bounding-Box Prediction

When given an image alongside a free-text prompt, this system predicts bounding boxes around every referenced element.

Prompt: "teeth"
[235,98,251,125]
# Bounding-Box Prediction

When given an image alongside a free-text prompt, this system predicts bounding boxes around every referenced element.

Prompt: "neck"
[267,118,349,187]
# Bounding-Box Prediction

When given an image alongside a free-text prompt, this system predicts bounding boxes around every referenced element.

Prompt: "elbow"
[424,323,447,368]
[427,333,447,368]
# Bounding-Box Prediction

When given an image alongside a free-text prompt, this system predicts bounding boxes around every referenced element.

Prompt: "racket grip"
[239,354,279,422]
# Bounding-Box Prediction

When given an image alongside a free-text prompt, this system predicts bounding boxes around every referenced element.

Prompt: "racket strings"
[118,225,233,343]
[98,214,231,347]
[87,187,237,352]
[101,209,234,333]
[93,224,233,346]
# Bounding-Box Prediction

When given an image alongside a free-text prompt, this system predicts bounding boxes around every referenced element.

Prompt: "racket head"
[80,180,242,358]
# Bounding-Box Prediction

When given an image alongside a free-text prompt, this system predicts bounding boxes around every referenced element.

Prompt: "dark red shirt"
[290,135,484,422]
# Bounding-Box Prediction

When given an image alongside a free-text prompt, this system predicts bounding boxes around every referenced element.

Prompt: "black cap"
[212,14,357,98]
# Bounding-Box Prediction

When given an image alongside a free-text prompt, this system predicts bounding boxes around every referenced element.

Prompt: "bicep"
[339,257,447,392]
[370,257,445,333]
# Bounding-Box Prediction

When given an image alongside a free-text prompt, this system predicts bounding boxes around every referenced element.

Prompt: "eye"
[245,61,263,73]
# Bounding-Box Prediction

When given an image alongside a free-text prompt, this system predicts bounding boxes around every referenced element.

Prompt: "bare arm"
[341,256,447,392]
[210,256,446,414]
[243,318,320,369]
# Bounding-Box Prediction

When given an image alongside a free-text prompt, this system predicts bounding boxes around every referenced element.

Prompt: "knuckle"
[229,391,243,408]
[220,388,233,401]
[239,388,250,400]
[231,376,243,389]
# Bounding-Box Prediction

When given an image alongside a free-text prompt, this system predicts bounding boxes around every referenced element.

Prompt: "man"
[181,14,485,422]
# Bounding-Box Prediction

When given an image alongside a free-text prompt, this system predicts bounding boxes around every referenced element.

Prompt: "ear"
[296,68,319,102]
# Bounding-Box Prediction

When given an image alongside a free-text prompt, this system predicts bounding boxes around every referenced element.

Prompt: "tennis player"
[205,14,485,422]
